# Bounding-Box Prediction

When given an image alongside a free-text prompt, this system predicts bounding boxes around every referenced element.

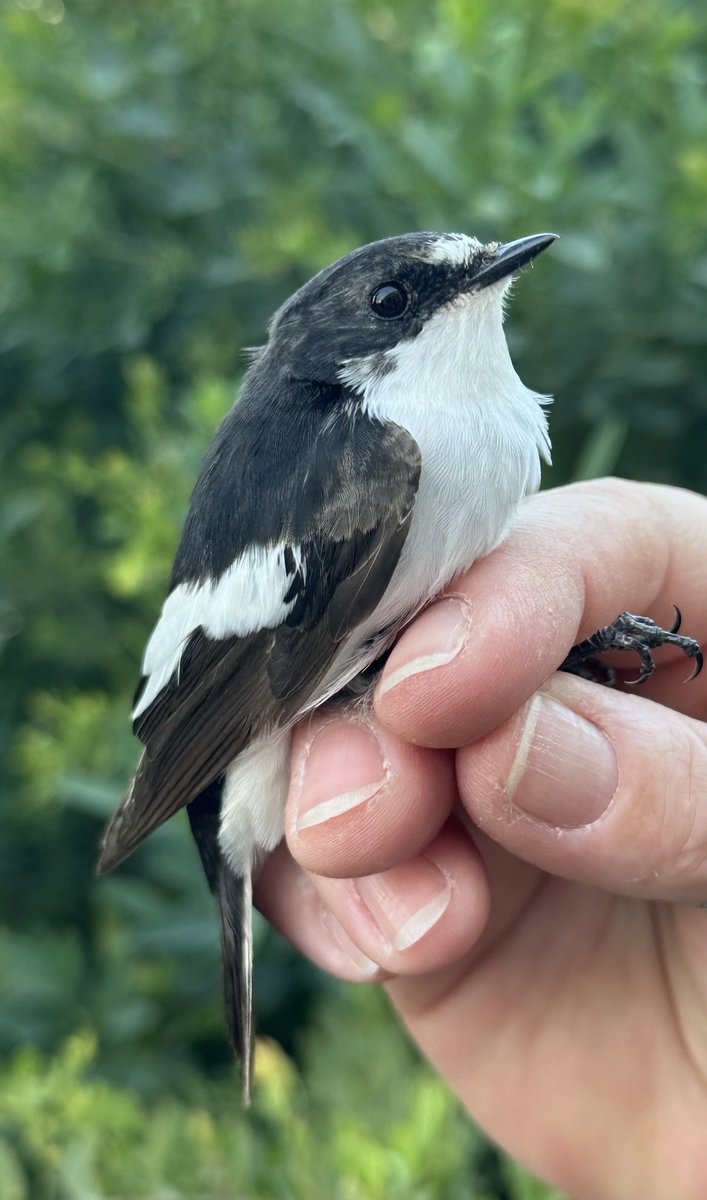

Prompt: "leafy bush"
[0,990,568,1200]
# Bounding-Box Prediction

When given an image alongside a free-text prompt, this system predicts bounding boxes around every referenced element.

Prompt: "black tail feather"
[188,783,255,1103]
[187,777,224,894]
[219,864,254,1104]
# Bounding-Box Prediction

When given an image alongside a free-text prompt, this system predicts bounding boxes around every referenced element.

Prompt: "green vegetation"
[0,990,571,1200]
[2,0,706,1194]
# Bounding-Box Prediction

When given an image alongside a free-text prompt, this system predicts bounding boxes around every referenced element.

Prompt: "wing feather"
[98,412,420,873]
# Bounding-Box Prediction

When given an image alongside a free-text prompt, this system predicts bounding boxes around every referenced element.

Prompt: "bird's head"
[265,231,557,387]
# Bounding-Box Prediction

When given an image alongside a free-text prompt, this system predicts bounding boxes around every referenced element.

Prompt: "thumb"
[457,672,707,904]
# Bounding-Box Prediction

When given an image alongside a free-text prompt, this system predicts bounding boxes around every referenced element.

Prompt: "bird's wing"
[98,415,420,873]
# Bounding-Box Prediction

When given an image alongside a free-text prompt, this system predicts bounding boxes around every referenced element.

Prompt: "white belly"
[220,292,551,870]
[314,365,548,704]
[333,288,550,667]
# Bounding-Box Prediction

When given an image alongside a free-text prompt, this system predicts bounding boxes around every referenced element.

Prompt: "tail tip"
[242,1060,253,1106]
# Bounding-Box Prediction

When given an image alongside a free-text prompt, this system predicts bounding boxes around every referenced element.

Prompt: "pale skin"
[255,478,707,1200]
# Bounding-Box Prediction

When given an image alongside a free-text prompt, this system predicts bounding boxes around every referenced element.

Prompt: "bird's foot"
[560,608,703,687]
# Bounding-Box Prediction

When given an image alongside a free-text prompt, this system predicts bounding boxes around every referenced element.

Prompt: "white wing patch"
[133,544,304,720]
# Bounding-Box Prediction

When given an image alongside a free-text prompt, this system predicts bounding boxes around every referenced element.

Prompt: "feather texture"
[98,229,555,1095]
[98,403,420,875]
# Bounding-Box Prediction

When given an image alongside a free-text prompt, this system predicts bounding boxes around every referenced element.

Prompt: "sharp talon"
[626,671,651,687]
[625,647,655,687]
[563,611,701,689]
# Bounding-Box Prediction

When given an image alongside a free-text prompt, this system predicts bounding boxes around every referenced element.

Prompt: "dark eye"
[370,281,409,319]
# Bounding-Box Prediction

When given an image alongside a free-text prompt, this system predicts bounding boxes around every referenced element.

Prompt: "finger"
[286,710,456,878]
[255,843,385,982]
[374,479,707,748]
[457,670,707,904]
[307,818,490,975]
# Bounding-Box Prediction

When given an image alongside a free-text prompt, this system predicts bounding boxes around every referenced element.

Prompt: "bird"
[96,228,563,1101]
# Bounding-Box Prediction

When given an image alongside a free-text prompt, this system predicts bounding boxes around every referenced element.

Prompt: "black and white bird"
[106,227,706,1102]
[98,230,556,1097]
[98,229,704,1099]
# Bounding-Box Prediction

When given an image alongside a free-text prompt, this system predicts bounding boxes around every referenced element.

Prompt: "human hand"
[256,479,707,1200]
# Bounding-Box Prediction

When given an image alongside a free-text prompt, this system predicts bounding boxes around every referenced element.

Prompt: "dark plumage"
[98,230,558,1101]
[100,403,420,873]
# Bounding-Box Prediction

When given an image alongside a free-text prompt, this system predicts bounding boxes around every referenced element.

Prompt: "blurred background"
[2,0,707,1196]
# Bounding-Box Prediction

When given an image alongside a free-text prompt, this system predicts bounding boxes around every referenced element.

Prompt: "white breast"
[224,285,551,871]
[324,285,551,691]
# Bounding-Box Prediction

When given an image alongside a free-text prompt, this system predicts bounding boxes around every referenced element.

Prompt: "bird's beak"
[471,232,558,289]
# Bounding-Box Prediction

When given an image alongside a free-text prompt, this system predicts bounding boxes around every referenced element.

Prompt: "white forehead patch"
[422,233,483,268]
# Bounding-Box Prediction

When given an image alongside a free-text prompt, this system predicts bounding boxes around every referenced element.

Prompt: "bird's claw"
[561,610,703,687]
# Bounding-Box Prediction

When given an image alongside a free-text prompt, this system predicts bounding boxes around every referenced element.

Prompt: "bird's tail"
[219,863,255,1104]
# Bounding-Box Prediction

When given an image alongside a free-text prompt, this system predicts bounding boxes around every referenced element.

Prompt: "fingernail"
[294,722,387,833]
[320,906,380,979]
[378,598,470,699]
[507,694,618,827]
[354,858,452,952]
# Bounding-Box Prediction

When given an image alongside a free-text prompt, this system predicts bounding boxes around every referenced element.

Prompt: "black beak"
[471,232,558,289]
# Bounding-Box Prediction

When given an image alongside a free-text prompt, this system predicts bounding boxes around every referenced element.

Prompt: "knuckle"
[564,476,643,507]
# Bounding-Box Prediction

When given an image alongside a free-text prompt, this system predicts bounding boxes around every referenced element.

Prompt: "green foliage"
[0,991,565,1200]
[2,0,707,1193]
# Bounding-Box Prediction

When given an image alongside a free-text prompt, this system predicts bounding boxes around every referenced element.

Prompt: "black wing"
[98,399,420,873]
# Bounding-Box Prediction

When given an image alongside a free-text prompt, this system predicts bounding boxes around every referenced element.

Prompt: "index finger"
[375,478,707,748]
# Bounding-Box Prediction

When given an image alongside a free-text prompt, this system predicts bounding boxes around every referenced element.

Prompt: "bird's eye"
[370,281,409,319]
